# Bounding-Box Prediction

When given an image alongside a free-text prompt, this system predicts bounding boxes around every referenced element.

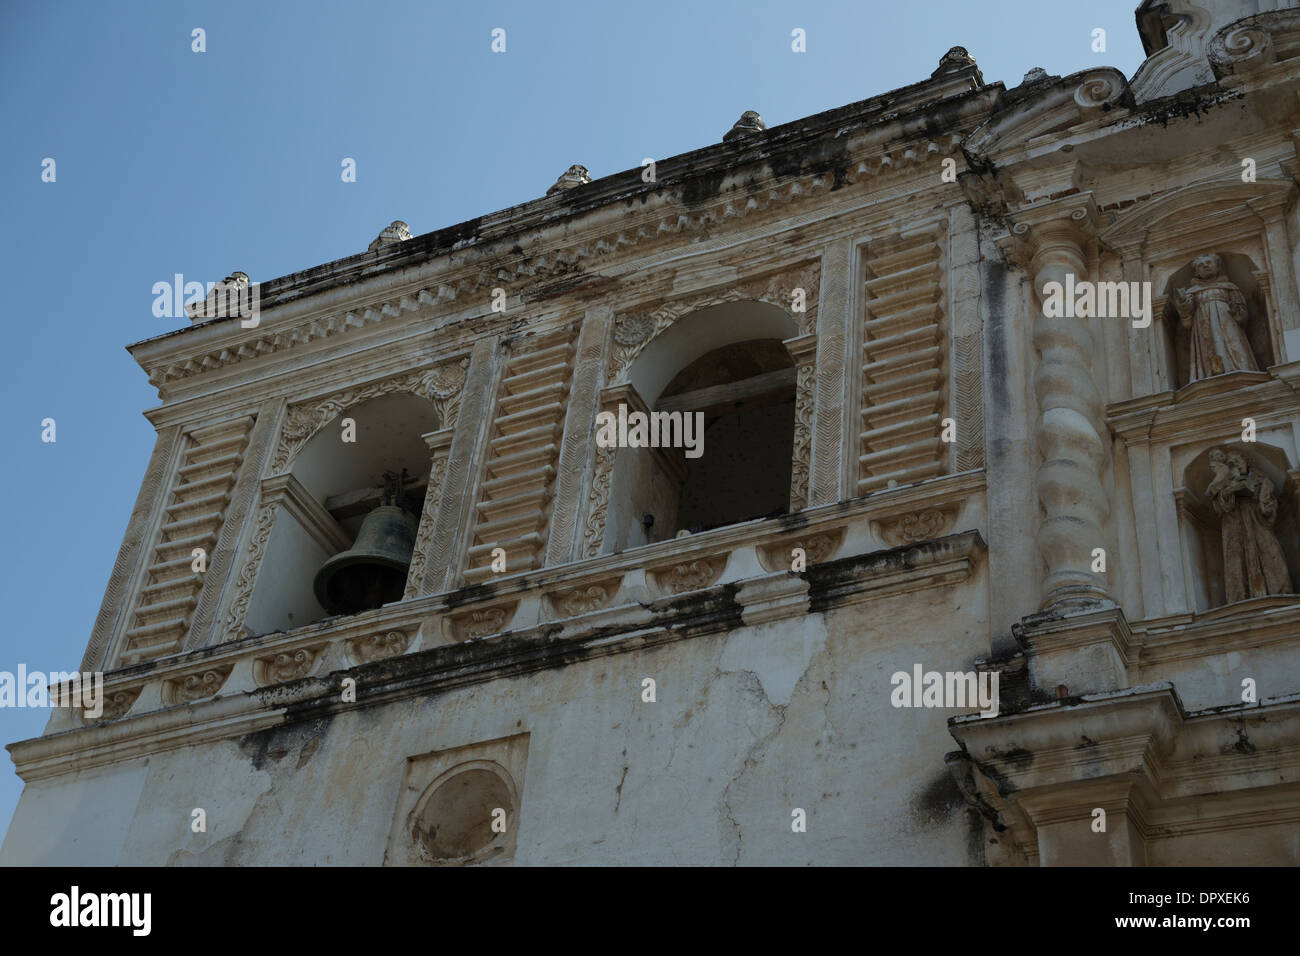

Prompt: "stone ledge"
[9,530,987,783]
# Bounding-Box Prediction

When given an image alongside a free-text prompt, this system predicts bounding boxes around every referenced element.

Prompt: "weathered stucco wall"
[3,574,990,866]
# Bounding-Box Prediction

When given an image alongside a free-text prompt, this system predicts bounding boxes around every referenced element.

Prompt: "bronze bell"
[313,471,417,616]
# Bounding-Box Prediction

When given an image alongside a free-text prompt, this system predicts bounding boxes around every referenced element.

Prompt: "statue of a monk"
[1173,253,1258,381]
[1207,448,1292,603]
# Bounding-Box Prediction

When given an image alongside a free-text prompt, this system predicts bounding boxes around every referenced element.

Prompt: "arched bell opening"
[604,300,800,553]
[242,393,439,636]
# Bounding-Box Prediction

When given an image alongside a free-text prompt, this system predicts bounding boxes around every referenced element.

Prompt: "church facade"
[5,0,1300,865]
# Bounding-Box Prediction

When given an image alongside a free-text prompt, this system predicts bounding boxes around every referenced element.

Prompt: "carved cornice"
[138,132,962,392]
[1208,11,1300,80]
[964,68,1129,160]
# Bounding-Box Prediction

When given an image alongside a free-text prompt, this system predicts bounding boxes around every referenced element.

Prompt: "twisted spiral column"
[1017,209,1112,609]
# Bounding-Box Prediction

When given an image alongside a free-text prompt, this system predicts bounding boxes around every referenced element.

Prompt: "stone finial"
[724,110,766,142]
[185,271,251,321]
[1021,66,1049,85]
[932,46,977,77]
[368,220,412,252]
[546,165,591,195]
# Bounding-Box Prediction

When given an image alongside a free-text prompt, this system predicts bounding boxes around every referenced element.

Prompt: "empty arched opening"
[242,393,439,636]
[605,300,799,552]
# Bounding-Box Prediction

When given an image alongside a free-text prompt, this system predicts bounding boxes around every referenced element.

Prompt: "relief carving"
[97,687,142,723]
[651,555,727,595]
[348,630,412,665]
[165,666,233,706]
[790,361,815,510]
[447,604,518,641]
[609,261,820,381]
[404,455,449,599]
[582,442,617,558]
[873,508,957,548]
[254,645,323,686]
[756,529,845,572]
[271,359,468,473]
[224,501,278,640]
[548,579,621,617]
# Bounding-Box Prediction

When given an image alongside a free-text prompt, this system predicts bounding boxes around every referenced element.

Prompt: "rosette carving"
[254,645,324,686]
[348,630,412,665]
[165,665,233,706]
[548,579,621,617]
[756,528,845,572]
[650,555,728,595]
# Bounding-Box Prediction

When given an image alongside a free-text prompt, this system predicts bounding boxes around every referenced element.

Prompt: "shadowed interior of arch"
[658,338,795,533]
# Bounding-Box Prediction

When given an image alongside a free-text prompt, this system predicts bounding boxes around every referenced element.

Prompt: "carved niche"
[1205,447,1294,604]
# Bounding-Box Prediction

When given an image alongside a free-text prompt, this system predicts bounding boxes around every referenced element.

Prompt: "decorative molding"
[164,665,233,706]
[13,522,990,783]
[785,332,818,512]
[185,407,280,652]
[422,337,500,594]
[609,260,821,382]
[545,310,611,566]
[581,383,644,560]
[871,507,959,547]
[649,555,728,595]
[141,135,962,391]
[223,500,278,641]
[347,630,413,666]
[85,686,142,724]
[405,430,455,599]
[756,528,846,573]
[954,331,985,470]
[547,578,622,618]
[965,68,1129,157]
[270,359,469,474]
[447,603,518,641]
[1207,11,1300,79]
[582,443,617,559]
[254,645,325,686]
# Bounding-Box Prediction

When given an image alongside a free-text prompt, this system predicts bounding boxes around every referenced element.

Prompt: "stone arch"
[607,264,818,385]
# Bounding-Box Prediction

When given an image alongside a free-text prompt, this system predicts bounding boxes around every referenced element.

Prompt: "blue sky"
[0,0,1145,838]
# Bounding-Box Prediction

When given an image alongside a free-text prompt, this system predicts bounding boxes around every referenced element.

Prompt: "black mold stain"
[680,167,729,207]
[913,769,964,826]
[1223,728,1257,756]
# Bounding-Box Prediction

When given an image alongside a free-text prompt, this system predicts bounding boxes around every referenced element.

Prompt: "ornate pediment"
[963,68,1129,160]
[1099,179,1297,256]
